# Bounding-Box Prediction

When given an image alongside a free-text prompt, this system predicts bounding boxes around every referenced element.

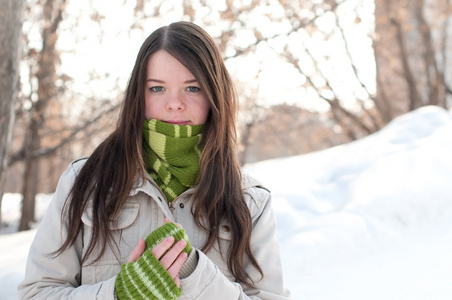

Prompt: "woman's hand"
[127,218,188,287]
[127,238,146,263]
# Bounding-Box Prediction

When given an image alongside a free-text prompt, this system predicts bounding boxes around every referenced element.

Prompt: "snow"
[2,105,452,299]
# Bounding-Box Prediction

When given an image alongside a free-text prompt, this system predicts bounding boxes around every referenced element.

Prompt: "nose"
[165,92,185,111]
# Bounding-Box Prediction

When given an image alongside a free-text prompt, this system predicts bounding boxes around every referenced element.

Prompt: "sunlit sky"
[22,0,376,114]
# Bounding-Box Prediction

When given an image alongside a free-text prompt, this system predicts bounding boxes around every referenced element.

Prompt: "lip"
[163,120,191,125]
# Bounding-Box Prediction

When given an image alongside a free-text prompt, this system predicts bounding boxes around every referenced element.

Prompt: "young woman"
[18,21,292,299]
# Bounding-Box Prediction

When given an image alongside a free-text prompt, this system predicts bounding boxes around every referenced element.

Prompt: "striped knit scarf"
[142,119,204,202]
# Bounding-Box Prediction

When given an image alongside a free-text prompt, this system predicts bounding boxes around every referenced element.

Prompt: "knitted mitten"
[115,222,192,300]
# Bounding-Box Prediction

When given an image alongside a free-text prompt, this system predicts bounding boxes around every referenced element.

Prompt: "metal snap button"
[222,225,230,232]
[179,203,185,208]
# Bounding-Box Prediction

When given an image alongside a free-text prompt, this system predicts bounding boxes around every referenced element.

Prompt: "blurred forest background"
[1,0,451,231]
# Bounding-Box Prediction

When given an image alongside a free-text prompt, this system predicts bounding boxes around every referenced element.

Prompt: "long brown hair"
[56,21,262,286]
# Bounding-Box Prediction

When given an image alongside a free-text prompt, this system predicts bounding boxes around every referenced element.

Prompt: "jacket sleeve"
[178,189,292,300]
[17,162,117,300]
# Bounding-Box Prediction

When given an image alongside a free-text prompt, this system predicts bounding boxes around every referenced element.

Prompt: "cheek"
[144,96,157,120]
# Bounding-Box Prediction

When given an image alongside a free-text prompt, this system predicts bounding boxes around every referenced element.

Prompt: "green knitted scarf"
[115,222,193,300]
[142,119,204,202]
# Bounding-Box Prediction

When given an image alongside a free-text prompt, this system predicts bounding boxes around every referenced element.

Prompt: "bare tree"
[3,0,137,230]
[12,0,448,229]
[0,0,26,225]
[19,0,67,231]
[374,0,452,116]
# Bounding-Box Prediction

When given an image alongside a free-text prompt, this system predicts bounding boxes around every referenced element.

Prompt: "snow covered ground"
[2,105,452,299]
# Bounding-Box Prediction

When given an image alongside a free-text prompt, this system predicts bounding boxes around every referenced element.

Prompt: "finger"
[167,252,188,282]
[164,218,182,228]
[159,239,187,270]
[152,236,174,260]
[174,274,181,288]
[127,238,146,263]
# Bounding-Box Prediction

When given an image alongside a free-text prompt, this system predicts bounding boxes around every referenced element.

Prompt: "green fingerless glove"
[115,222,193,300]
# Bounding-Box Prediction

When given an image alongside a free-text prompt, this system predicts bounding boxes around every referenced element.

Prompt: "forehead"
[146,50,196,81]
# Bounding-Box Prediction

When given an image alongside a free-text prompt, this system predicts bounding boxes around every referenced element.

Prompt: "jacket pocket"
[206,222,235,281]
[81,202,140,266]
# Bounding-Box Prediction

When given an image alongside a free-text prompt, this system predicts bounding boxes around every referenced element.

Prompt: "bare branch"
[415,0,444,106]
[388,13,422,110]
[333,10,381,132]
[439,0,451,107]
[282,47,360,140]
[224,1,338,61]
[8,104,119,166]
[292,36,374,135]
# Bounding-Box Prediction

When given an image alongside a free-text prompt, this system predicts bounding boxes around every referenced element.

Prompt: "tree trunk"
[389,17,423,111]
[19,146,40,231]
[238,122,253,166]
[0,0,26,225]
[19,0,66,231]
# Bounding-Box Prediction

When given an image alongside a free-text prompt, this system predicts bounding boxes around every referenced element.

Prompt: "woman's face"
[144,50,210,125]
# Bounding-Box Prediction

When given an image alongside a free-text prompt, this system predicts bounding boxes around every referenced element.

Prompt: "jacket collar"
[129,172,196,198]
[129,171,267,197]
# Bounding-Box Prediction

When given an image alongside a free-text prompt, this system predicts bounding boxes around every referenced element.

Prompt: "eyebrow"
[146,78,198,84]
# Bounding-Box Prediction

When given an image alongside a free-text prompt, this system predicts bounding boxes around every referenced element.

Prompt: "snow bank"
[243,106,452,299]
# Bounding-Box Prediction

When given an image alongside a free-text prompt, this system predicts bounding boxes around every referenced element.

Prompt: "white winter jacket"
[18,158,292,299]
